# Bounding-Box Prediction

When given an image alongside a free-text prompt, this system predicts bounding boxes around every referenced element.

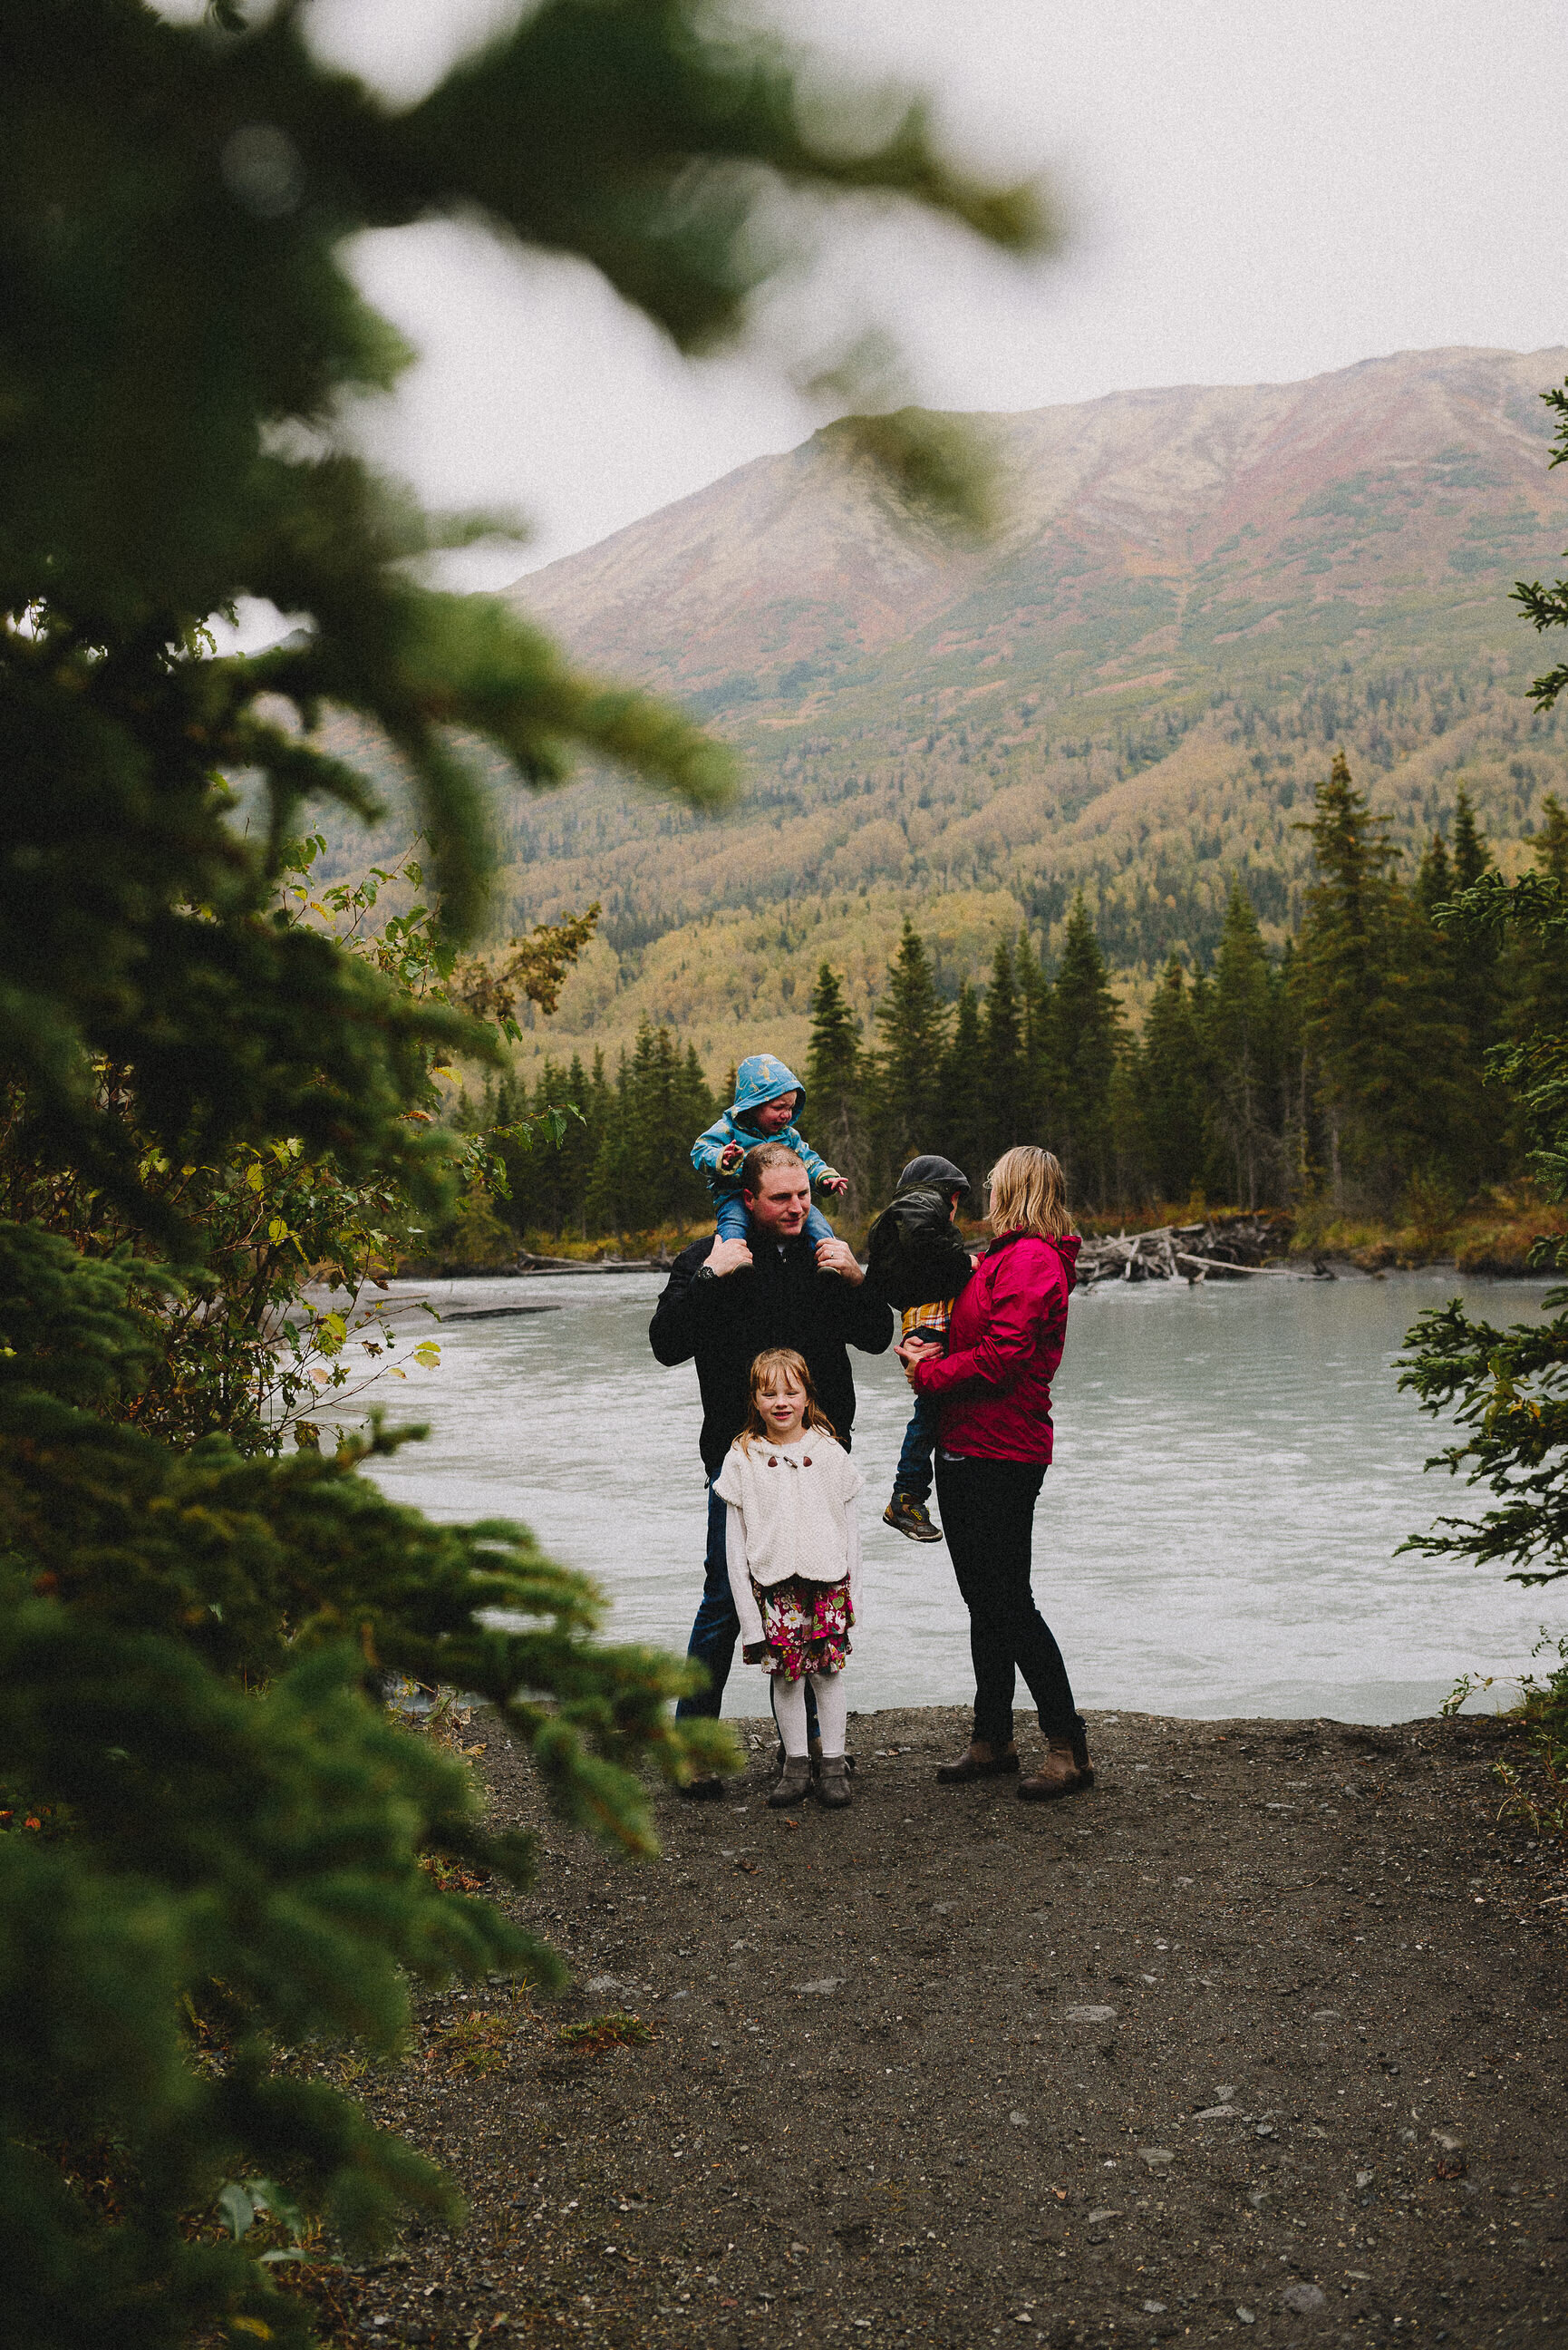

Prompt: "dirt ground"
[334,1705,1565,2350]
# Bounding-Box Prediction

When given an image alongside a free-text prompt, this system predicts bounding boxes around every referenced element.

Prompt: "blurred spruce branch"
[0,5,1051,2340]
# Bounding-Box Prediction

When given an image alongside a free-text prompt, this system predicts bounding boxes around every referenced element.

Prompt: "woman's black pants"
[934,1452,1078,1749]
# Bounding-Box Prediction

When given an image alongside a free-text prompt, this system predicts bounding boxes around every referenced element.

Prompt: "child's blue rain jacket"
[691,1053,834,1202]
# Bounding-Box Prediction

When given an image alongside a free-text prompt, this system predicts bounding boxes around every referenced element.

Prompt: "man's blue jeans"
[676,1481,818,1742]
[893,1392,942,1502]
[675,1484,738,1722]
[714,1193,836,1246]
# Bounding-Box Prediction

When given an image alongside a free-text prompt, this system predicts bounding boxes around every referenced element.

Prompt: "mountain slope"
[392,346,1568,1080]
[516,345,1565,709]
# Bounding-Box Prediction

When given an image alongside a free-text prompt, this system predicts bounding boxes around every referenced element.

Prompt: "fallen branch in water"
[1076,1214,1292,1287]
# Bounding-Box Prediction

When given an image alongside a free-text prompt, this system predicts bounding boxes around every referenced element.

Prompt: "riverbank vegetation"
[436,764,1568,1262]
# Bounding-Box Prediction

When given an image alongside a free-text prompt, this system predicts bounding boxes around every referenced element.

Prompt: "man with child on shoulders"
[648,1139,893,1794]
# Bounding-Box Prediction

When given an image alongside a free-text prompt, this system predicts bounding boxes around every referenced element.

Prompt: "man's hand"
[815,1236,864,1284]
[717,1140,744,1173]
[818,1172,848,1195]
[705,1236,753,1277]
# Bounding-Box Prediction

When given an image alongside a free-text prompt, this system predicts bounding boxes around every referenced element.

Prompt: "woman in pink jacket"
[899,1145,1092,1801]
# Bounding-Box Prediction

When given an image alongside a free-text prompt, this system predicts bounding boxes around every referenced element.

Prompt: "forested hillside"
[456,760,1568,1249]
[394,344,1567,1084]
[305,345,1568,1114]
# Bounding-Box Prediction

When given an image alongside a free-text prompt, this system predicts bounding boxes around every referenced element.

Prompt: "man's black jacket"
[648,1234,894,1477]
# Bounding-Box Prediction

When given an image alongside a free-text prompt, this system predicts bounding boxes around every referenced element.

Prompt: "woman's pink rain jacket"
[909,1229,1080,1465]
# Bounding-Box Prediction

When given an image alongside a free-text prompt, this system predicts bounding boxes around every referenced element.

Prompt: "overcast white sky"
[204,1,1568,584]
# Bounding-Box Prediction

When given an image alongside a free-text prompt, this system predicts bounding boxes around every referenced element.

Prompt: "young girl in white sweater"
[714,1346,863,1811]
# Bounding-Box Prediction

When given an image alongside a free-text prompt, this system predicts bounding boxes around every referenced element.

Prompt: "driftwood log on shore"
[513,1249,671,1274]
[397,1249,674,1278]
[1076,1211,1293,1287]
[415,1215,1302,1286]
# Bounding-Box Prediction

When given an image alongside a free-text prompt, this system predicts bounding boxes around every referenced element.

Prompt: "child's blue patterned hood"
[731,1053,805,1122]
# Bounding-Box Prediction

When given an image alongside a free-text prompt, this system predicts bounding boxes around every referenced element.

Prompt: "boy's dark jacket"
[866,1160,975,1310]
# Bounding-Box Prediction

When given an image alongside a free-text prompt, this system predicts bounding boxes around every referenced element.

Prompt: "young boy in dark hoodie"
[865,1154,973,1541]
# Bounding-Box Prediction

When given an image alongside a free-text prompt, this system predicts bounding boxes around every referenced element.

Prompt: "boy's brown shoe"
[884,1491,943,1542]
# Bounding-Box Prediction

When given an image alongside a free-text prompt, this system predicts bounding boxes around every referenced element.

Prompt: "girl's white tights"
[772,1669,847,1759]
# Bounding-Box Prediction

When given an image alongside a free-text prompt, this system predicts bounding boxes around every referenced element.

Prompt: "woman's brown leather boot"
[1017,1738,1087,1801]
[935,1739,1019,1783]
[1070,1714,1096,1789]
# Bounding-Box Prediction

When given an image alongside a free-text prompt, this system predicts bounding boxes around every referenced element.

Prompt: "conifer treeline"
[470,760,1568,1239]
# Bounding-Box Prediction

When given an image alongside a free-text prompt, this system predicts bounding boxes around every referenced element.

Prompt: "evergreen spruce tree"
[1015,930,1058,1146]
[805,964,863,1204]
[1050,896,1121,1208]
[1202,881,1281,1209]
[588,1024,711,1234]
[1502,797,1568,1046]
[587,1046,636,1236]
[1140,957,1207,1205]
[1294,754,1470,1205]
[870,920,949,1182]
[551,1053,591,1238]
[639,1023,678,1225]
[935,982,986,1202]
[1446,790,1505,1168]
[1531,791,1568,886]
[542,1057,586,1235]
[1108,1036,1151,1207]
[671,1039,716,1227]
[486,1066,539,1237]
[1415,830,1454,918]
[576,1052,613,1238]
[981,940,1025,1160]
[1452,784,1491,892]
[1273,937,1311,1199]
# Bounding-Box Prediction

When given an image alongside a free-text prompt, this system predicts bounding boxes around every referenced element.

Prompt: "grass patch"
[557,2012,655,2055]
[432,2010,520,2075]
[1291,1185,1568,1272]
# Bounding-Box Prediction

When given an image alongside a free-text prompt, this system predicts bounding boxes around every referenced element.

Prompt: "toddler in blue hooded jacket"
[691,1054,847,1244]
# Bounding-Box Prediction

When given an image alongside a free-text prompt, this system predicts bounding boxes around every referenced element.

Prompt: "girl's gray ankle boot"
[767,1755,812,1809]
[815,1754,852,1808]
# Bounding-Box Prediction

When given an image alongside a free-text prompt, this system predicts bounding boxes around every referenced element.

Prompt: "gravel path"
[337,1706,1565,2349]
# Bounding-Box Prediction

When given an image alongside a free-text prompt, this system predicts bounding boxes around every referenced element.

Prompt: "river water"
[355,1267,1562,1724]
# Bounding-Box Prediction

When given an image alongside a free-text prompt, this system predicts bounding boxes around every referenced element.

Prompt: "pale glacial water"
[354,1267,1564,1724]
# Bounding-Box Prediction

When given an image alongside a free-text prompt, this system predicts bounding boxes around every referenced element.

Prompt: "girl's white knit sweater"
[712,1432,862,1652]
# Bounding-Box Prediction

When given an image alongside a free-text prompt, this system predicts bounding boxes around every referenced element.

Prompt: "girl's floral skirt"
[752,1573,853,1681]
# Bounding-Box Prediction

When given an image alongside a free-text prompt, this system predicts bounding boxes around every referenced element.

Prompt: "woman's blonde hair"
[985,1145,1071,1239]
[737,1346,837,1450]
